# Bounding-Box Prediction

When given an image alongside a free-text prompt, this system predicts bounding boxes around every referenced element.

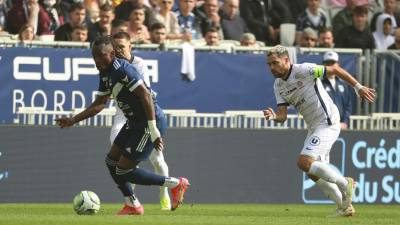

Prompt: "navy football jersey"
[97,58,161,124]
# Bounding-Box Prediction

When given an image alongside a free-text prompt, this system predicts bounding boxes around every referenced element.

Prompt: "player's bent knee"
[108,144,122,159]
[297,155,314,172]
[307,174,319,182]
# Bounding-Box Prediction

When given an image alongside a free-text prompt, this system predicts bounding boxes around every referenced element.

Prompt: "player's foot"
[327,204,355,218]
[160,195,171,210]
[171,177,190,211]
[342,177,356,209]
[117,204,144,215]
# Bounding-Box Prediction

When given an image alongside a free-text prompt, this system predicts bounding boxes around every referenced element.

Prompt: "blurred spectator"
[18,23,35,41]
[295,0,329,44]
[175,0,202,40]
[7,0,40,34]
[318,27,334,47]
[240,0,291,45]
[299,27,318,47]
[155,0,181,39]
[88,3,114,42]
[388,27,400,49]
[330,0,346,7]
[85,0,100,24]
[128,6,150,43]
[0,0,10,32]
[335,5,375,49]
[286,0,307,23]
[70,24,88,42]
[370,0,400,33]
[196,0,222,37]
[150,22,167,45]
[332,0,360,37]
[204,26,220,46]
[220,0,248,41]
[373,13,394,49]
[114,0,157,28]
[37,0,64,35]
[54,2,86,41]
[108,0,123,7]
[148,0,160,12]
[240,32,257,47]
[111,19,128,35]
[321,51,352,129]
[58,0,75,21]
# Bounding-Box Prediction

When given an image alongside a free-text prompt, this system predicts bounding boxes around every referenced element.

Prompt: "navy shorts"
[113,113,167,164]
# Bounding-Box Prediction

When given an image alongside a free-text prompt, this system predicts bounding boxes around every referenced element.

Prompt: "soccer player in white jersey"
[263,45,376,217]
[112,31,171,210]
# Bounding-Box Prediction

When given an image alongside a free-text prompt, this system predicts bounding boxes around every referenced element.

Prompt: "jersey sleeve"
[301,63,326,80]
[274,81,289,106]
[97,75,111,96]
[122,62,144,92]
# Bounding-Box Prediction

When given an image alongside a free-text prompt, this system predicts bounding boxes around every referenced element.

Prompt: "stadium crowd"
[0,0,399,49]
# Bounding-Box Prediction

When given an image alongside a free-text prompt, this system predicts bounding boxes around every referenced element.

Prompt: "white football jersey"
[114,56,151,126]
[273,63,340,128]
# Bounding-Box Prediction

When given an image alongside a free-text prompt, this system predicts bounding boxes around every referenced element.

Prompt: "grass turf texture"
[0,204,398,225]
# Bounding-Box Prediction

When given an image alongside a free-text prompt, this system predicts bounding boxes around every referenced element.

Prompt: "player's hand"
[358,86,376,103]
[263,107,276,120]
[153,137,164,151]
[55,117,75,128]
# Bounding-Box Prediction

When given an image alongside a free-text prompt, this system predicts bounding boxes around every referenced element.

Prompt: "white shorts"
[300,123,340,163]
[110,107,127,144]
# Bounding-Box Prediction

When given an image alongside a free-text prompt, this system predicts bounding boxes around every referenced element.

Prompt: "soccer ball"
[72,190,101,215]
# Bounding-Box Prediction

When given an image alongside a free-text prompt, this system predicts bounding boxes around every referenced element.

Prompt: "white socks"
[163,177,180,188]
[124,195,141,207]
[309,161,348,191]
[316,179,343,208]
[150,151,170,199]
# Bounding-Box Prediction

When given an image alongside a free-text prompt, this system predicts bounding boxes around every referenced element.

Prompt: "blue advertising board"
[0,47,358,124]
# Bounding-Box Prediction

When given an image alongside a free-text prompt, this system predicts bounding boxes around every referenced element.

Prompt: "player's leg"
[109,121,146,215]
[149,150,171,210]
[105,144,143,215]
[298,124,355,210]
[110,114,137,193]
[308,153,344,211]
[116,153,189,211]
[115,114,189,211]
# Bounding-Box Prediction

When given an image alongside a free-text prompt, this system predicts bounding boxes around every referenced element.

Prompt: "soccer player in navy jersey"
[56,36,189,215]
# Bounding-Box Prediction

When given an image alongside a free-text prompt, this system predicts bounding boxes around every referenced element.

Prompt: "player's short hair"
[150,22,166,32]
[92,36,115,54]
[69,2,85,13]
[267,45,289,57]
[112,31,131,41]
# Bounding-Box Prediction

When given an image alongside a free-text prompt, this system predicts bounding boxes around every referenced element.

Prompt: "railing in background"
[14,107,400,130]
[372,50,400,114]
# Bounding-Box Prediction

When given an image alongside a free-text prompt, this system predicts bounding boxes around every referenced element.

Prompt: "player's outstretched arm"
[134,84,164,151]
[326,64,376,103]
[55,95,109,128]
[263,105,288,123]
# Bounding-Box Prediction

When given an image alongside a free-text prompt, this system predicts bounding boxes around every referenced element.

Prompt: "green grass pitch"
[0,204,398,225]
